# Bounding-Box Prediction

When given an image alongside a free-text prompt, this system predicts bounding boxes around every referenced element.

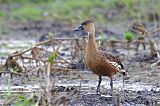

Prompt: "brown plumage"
[74,20,127,94]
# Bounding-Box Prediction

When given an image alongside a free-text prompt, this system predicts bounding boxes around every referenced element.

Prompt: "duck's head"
[74,20,95,35]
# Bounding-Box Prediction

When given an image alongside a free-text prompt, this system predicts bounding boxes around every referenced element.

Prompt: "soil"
[0,9,160,106]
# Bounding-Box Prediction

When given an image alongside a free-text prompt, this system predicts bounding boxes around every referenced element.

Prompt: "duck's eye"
[84,23,88,25]
[82,22,88,26]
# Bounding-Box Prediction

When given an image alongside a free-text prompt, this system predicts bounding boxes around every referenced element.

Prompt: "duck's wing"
[102,51,126,75]
[102,51,124,69]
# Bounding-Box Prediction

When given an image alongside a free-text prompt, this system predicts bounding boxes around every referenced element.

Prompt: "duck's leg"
[122,75,126,97]
[96,76,102,93]
[123,75,125,88]
[110,77,113,96]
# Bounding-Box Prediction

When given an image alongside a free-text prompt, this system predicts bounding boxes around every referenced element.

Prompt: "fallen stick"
[35,38,80,46]
[9,48,32,57]
[18,56,70,64]
[51,67,79,72]
[0,71,23,76]
[0,90,39,93]
[148,27,160,36]
[22,56,47,62]
[150,58,160,67]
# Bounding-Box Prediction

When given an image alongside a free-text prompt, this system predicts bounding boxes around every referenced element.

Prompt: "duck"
[74,20,127,95]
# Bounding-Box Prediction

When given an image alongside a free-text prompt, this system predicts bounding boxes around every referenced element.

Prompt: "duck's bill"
[73,25,84,31]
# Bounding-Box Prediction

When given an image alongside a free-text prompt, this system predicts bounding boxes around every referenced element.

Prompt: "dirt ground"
[0,20,160,106]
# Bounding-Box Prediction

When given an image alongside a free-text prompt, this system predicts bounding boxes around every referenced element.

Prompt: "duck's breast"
[85,51,117,77]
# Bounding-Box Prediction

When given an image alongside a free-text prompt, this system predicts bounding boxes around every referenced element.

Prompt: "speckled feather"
[85,49,125,77]
[102,51,124,69]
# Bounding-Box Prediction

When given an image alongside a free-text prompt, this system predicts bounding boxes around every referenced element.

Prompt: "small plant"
[2,76,35,106]
[48,32,54,38]
[12,95,35,106]
[46,48,59,106]
[3,77,12,100]
[48,52,57,63]
[123,31,135,56]
[123,31,134,42]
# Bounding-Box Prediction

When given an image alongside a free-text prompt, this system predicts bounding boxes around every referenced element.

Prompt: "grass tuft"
[11,4,43,21]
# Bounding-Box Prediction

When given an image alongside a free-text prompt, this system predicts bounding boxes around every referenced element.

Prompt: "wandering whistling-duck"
[74,20,127,95]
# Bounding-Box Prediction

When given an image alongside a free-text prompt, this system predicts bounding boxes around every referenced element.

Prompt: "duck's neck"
[86,33,98,52]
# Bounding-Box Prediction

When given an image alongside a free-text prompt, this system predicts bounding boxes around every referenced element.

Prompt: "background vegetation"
[0,0,159,25]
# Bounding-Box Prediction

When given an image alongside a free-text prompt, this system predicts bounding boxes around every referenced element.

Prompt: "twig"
[148,27,160,36]
[0,90,39,93]
[46,62,52,106]
[52,67,79,72]
[0,71,23,76]
[22,56,47,62]
[21,56,70,64]
[35,38,80,46]
[35,39,51,46]
[46,46,60,106]
[35,93,42,106]
[146,33,160,57]
[57,54,70,64]
[9,48,32,58]
[53,92,68,106]
[30,47,70,63]
[150,58,160,67]
[24,66,43,75]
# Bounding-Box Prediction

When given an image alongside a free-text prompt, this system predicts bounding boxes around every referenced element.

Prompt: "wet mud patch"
[68,88,160,106]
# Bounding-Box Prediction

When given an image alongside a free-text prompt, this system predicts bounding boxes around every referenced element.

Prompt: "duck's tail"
[118,69,127,76]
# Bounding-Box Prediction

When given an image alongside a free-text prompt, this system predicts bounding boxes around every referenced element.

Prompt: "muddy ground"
[0,20,160,106]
